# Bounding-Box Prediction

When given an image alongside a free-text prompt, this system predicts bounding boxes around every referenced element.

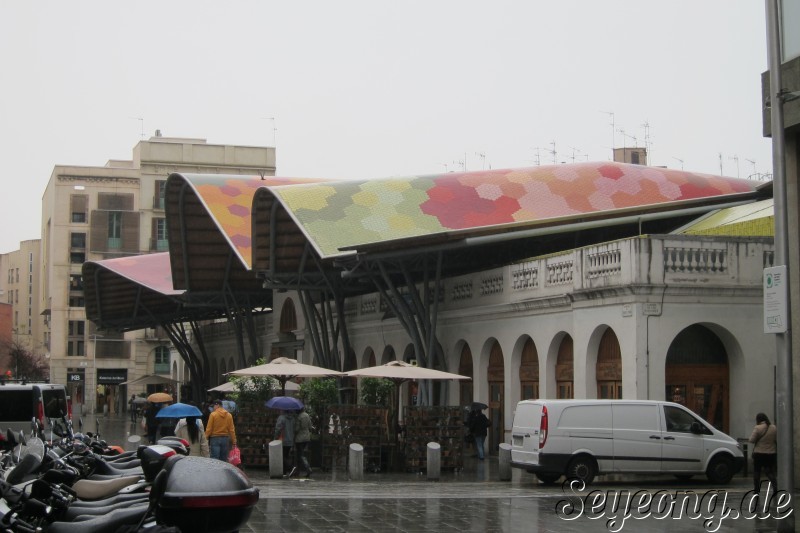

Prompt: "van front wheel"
[706,456,733,484]
[566,456,596,485]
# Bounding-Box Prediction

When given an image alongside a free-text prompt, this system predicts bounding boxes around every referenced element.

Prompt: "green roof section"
[676,199,774,237]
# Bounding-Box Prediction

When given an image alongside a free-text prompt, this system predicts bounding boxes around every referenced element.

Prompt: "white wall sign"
[764,265,788,333]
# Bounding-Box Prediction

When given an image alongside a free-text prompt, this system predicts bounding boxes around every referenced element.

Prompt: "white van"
[510,399,744,485]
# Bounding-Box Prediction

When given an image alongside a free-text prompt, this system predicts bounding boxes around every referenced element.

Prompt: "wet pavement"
[84,413,790,532]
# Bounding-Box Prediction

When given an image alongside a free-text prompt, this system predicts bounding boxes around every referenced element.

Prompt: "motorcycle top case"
[156,456,259,533]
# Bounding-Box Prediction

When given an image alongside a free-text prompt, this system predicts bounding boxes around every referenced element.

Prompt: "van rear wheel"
[566,456,596,485]
[706,456,734,484]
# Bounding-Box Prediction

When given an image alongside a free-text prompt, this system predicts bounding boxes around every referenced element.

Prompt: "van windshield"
[0,390,33,421]
[43,389,68,418]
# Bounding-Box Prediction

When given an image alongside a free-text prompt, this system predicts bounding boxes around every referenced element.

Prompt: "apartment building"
[40,134,274,414]
[0,239,43,356]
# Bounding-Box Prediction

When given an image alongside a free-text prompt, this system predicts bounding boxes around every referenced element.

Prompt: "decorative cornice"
[58,175,140,186]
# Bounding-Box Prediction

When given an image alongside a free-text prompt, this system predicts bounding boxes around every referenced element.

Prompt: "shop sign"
[97,369,128,385]
[67,372,84,383]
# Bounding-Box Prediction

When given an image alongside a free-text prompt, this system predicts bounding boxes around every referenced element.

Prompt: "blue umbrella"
[155,402,203,418]
[265,396,304,410]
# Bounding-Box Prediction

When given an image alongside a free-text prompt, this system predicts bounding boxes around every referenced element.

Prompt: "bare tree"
[0,339,48,381]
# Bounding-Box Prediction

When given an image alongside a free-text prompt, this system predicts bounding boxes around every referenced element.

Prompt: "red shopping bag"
[228,445,242,466]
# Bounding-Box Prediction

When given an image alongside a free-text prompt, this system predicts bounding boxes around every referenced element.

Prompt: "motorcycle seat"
[71,475,141,500]
[47,505,151,533]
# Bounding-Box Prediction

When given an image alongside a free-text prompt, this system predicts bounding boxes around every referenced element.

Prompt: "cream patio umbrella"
[121,374,178,386]
[345,360,471,441]
[226,357,343,394]
[209,379,300,394]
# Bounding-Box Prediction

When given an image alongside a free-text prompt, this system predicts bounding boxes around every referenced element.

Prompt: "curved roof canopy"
[251,162,759,277]
[165,173,324,291]
[83,252,211,331]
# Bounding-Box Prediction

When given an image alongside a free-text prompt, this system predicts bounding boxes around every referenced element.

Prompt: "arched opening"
[458,344,473,406]
[666,324,729,432]
[341,349,358,404]
[273,298,299,360]
[596,329,622,399]
[365,348,376,368]
[487,341,505,454]
[519,338,539,400]
[556,335,574,399]
[380,346,395,365]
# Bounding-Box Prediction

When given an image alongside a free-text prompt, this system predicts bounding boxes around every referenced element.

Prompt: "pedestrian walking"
[274,409,296,475]
[175,415,210,457]
[205,399,237,461]
[128,395,137,422]
[466,406,491,460]
[293,407,312,478]
[144,402,162,444]
[749,412,777,495]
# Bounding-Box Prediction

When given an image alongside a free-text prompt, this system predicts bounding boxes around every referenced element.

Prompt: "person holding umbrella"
[174,404,210,458]
[466,402,491,460]
[205,399,237,461]
[268,396,304,476]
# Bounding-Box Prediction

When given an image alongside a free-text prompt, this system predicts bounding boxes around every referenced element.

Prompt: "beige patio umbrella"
[121,374,178,386]
[345,361,471,441]
[226,357,343,394]
[209,379,300,394]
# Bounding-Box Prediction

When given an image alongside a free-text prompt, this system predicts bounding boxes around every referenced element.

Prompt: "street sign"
[764,265,788,333]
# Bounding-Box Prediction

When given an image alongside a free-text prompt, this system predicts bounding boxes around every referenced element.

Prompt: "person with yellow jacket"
[205,399,237,461]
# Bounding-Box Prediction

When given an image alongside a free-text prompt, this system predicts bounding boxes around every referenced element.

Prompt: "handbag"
[228,445,242,466]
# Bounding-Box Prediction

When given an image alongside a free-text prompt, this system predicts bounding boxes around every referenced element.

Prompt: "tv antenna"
[130,117,145,139]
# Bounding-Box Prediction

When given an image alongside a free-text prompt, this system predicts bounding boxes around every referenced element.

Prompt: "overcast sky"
[0,1,772,254]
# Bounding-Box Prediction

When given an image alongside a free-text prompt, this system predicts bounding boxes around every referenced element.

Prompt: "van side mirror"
[690,422,704,434]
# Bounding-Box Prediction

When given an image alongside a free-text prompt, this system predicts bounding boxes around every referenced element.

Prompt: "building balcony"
[355,235,775,316]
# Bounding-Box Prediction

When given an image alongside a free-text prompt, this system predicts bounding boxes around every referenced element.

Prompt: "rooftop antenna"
[532,147,541,166]
[568,146,584,163]
[671,157,684,170]
[475,152,486,170]
[728,154,740,178]
[440,163,449,173]
[602,111,615,154]
[262,117,277,147]
[641,120,652,162]
[130,117,145,140]
[718,152,724,176]
[549,140,557,164]
[745,158,757,178]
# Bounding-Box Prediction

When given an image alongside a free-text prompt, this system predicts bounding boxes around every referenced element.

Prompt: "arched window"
[596,329,622,399]
[556,335,573,399]
[519,338,539,400]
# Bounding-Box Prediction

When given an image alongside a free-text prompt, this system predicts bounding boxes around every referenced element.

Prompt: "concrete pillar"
[269,440,283,479]
[349,443,364,481]
[427,442,441,481]
[498,443,512,481]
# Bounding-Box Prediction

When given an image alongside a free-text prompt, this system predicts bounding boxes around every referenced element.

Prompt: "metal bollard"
[498,443,512,481]
[427,442,441,481]
[269,440,284,479]
[349,443,364,481]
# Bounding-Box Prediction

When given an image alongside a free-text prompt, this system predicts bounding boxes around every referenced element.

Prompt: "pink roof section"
[180,175,328,268]
[92,252,181,295]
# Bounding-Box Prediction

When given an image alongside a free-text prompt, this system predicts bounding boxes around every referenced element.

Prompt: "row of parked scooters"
[0,417,258,532]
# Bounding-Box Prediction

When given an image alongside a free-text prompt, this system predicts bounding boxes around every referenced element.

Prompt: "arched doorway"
[272,298,298,360]
[666,324,729,432]
[597,329,622,399]
[458,344,473,406]
[520,338,539,400]
[487,341,505,454]
[341,349,358,404]
[556,335,574,399]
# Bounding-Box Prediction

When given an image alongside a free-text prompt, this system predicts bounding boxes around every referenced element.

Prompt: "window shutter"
[98,193,134,211]
[71,195,88,218]
[89,210,109,252]
[121,211,140,252]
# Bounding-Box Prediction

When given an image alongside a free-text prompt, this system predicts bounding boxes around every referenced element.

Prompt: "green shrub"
[359,377,395,406]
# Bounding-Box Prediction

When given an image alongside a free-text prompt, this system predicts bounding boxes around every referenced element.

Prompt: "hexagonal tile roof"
[266,162,757,259]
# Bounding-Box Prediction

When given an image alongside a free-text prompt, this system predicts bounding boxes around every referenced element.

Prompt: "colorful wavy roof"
[676,198,774,237]
[176,174,327,267]
[266,162,757,259]
[90,252,181,295]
